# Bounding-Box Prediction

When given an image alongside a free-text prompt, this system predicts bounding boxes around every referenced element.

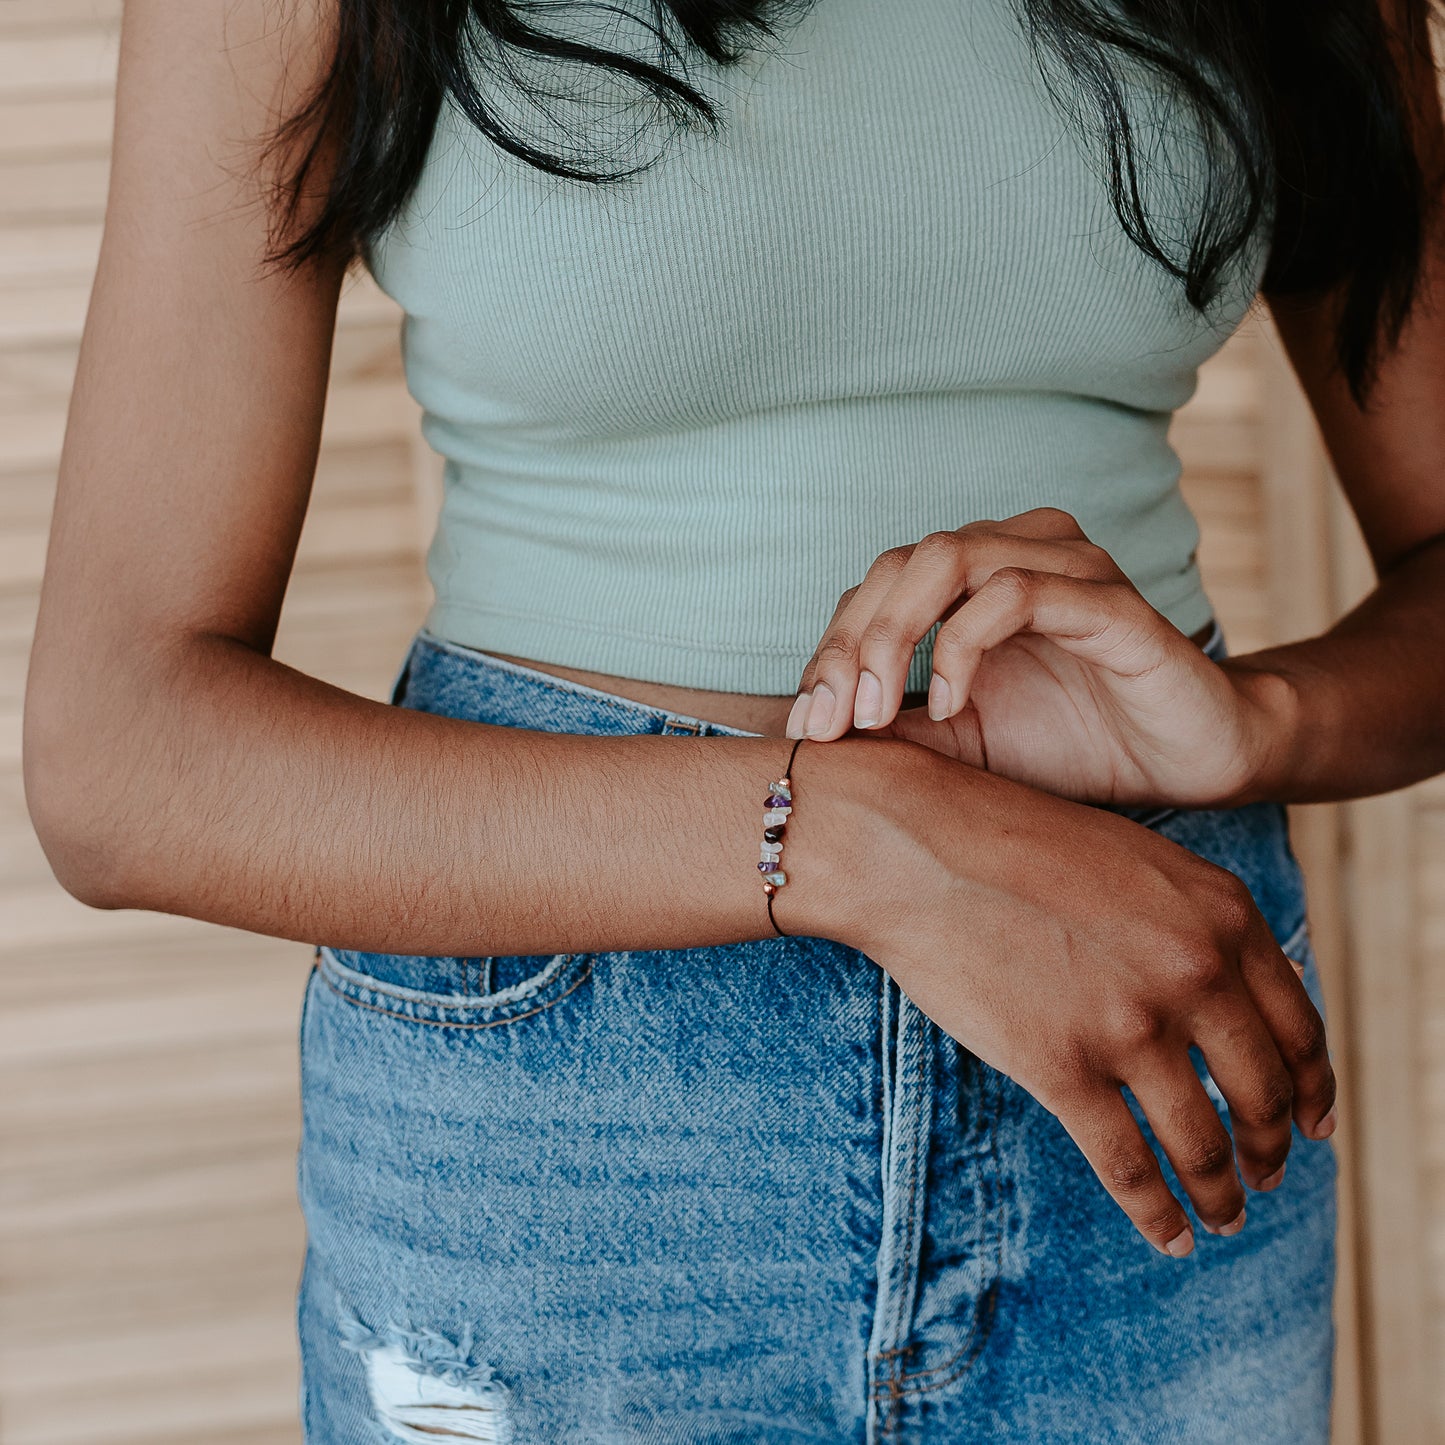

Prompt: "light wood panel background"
[1,4,1440,1442]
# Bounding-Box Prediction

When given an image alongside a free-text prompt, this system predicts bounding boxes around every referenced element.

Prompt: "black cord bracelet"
[760,734,805,938]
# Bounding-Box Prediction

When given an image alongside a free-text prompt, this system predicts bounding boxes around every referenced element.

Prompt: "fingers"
[1124,1054,1249,1234]
[787,520,1124,739]
[1056,894,1337,1254]
[1055,1085,1196,1257]
[986,506,1092,541]
[786,559,908,740]
[929,568,1167,721]
[1190,995,1299,1192]
[1234,913,1338,1141]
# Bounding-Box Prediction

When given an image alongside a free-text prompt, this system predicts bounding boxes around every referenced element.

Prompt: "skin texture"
[21,0,1440,1256]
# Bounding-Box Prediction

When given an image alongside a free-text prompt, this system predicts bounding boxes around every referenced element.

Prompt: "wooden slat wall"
[0,6,428,1444]
[2,5,1440,1442]
[1181,322,1445,1445]
[1178,327,1370,1445]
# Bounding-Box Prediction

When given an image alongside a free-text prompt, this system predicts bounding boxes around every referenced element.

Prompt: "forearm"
[24,632,911,957]
[1223,532,1445,803]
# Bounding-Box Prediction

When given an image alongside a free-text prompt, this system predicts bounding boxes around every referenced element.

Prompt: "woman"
[23,0,1444,1438]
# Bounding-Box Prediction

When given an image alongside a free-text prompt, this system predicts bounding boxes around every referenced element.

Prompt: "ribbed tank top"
[367,0,1266,694]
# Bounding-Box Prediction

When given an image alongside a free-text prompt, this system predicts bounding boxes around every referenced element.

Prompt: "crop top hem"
[422,580,1218,697]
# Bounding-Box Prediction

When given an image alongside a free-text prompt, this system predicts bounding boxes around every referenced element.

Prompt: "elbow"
[35,833,131,913]
[23,693,139,912]
[25,768,135,913]
[26,801,133,913]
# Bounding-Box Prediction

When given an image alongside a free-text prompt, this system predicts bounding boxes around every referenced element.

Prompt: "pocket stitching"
[318,944,583,1008]
[316,952,594,1030]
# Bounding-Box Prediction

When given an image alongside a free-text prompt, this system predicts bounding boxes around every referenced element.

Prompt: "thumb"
[876,705,989,768]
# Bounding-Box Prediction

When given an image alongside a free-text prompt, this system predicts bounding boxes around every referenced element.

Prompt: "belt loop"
[660,713,706,736]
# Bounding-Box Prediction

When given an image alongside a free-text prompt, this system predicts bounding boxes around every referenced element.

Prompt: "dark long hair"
[263,0,1441,402]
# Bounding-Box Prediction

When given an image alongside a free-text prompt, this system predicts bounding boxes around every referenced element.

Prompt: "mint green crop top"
[367,0,1267,694]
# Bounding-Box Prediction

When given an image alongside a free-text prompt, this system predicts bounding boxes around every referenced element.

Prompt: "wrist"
[1214,660,1305,806]
[768,733,953,954]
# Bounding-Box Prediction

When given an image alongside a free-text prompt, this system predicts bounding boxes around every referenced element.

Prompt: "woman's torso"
[365,0,1267,721]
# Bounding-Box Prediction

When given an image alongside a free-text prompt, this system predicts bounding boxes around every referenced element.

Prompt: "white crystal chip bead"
[764,808,791,825]
[760,841,783,856]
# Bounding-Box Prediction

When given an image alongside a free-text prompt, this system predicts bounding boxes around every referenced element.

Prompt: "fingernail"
[1257,1163,1286,1191]
[1163,1225,1194,1258]
[785,692,811,739]
[928,674,952,721]
[1215,1208,1246,1237]
[1314,1105,1338,1140]
[805,683,836,736]
[854,670,883,728]
[1288,956,1306,978]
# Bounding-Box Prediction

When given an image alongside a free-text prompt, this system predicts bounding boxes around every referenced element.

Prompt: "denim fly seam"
[865,976,938,1437]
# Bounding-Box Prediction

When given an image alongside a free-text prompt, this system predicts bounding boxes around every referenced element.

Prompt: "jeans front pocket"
[1277,916,1328,1023]
[313,944,594,1029]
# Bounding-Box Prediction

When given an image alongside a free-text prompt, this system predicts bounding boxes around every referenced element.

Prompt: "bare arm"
[1229,4,1445,803]
[20,0,893,958]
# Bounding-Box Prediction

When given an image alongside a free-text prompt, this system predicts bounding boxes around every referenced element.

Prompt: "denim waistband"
[394,617,1227,744]
[395,630,768,738]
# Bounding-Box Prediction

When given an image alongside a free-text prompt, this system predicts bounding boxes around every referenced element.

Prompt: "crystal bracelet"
[761,734,805,938]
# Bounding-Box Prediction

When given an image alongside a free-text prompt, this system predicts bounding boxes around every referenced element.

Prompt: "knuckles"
[1283,1009,1330,1071]
[984,565,1039,601]
[1198,869,1257,941]
[1101,999,1173,1052]
[911,530,963,565]
[814,630,862,665]
[1105,1149,1160,1196]
[1163,937,1233,996]
[1173,1127,1238,1180]
[869,549,911,576]
[1078,541,1122,578]
[1017,505,1086,537]
[859,617,908,652]
[1239,1074,1296,1130]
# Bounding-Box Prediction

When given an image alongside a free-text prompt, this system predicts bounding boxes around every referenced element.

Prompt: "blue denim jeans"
[297,625,1336,1444]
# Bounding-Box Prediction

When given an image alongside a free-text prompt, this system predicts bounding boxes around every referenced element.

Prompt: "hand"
[785,508,1296,808]
[799,739,1338,1257]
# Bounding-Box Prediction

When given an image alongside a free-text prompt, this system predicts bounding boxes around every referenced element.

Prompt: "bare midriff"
[487,618,1217,737]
